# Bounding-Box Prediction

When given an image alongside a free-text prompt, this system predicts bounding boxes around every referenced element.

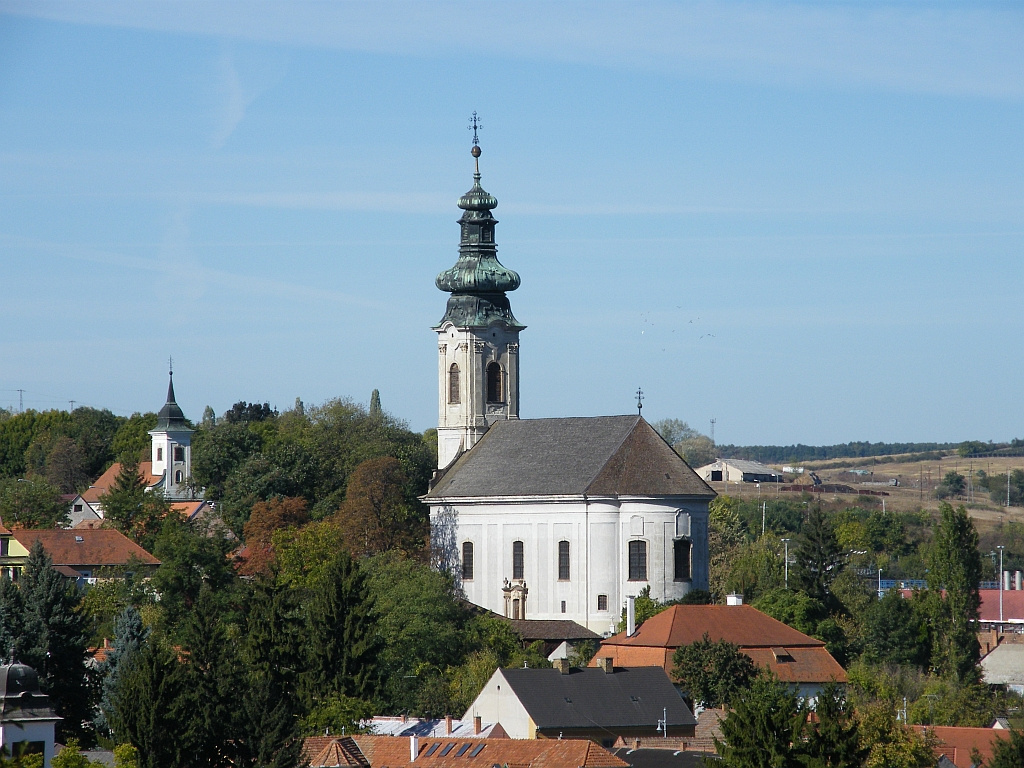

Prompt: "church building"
[425,133,715,632]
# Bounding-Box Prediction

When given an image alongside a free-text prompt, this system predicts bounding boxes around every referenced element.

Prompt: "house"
[981,642,1024,695]
[462,663,696,746]
[694,459,783,485]
[302,736,369,768]
[10,529,160,583]
[343,734,629,768]
[424,138,715,633]
[0,522,31,581]
[76,461,163,518]
[609,748,714,768]
[911,726,1010,768]
[502,619,602,660]
[366,715,506,739]
[978,588,1024,627]
[590,603,846,701]
[0,662,60,768]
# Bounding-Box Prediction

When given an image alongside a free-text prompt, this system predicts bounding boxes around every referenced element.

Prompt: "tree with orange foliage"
[239,496,310,577]
[333,457,427,558]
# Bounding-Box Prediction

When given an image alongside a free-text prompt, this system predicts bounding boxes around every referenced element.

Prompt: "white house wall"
[434,496,709,632]
[461,670,533,739]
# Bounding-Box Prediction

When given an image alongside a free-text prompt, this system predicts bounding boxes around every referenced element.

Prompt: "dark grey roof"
[155,373,192,431]
[426,416,714,499]
[505,619,601,642]
[0,663,59,723]
[499,666,696,730]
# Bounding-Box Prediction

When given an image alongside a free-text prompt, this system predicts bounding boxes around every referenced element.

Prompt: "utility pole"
[710,418,716,445]
[782,538,790,589]
[69,400,76,411]
[998,545,1005,623]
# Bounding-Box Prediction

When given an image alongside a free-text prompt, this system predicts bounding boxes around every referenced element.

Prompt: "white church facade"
[426,134,715,632]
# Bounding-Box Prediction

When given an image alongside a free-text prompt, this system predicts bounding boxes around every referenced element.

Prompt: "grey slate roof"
[499,666,696,730]
[505,619,601,642]
[426,416,714,499]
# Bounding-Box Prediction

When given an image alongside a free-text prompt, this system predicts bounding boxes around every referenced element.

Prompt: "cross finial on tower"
[469,111,482,146]
[168,356,174,376]
[636,387,644,415]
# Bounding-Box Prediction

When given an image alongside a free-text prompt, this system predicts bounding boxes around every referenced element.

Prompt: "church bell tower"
[434,118,524,468]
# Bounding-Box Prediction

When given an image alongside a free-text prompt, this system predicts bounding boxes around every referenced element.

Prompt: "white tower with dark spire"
[148,369,195,500]
[434,119,524,468]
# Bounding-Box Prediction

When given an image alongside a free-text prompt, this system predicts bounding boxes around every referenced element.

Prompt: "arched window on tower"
[448,363,461,404]
[486,362,503,403]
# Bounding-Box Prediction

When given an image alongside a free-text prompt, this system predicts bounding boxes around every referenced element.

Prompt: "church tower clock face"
[433,127,524,469]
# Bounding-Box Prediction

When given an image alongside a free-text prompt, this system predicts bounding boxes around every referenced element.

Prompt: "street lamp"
[878,568,883,599]
[998,545,1006,624]
[781,538,790,589]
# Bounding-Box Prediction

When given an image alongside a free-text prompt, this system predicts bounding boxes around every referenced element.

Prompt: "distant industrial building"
[695,459,783,484]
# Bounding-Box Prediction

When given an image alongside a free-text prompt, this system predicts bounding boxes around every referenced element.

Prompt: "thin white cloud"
[3,1,1022,98]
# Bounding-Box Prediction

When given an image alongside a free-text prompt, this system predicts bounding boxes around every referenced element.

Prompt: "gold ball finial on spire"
[471,145,481,158]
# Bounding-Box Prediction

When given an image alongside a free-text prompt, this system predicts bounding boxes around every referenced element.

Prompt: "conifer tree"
[19,541,91,741]
[792,505,843,604]
[0,573,24,661]
[672,632,756,708]
[800,682,867,768]
[715,673,805,768]
[97,606,151,734]
[303,550,381,705]
[988,727,1024,768]
[109,639,187,768]
[100,457,146,532]
[926,503,982,683]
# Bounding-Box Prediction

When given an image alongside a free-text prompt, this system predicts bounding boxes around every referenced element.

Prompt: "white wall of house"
[0,719,57,767]
[461,670,533,739]
[433,495,709,633]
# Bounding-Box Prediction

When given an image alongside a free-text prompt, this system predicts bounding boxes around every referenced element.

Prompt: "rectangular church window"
[462,541,474,581]
[512,540,524,580]
[628,540,647,581]
[558,540,570,580]
[674,539,692,581]
[597,594,608,611]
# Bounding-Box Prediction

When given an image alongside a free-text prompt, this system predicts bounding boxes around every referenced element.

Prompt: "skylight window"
[456,744,472,757]
[469,744,486,757]
[425,744,440,757]
[439,743,456,756]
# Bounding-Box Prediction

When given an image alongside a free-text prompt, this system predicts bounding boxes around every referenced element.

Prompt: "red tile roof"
[302,737,370,768]
[979,589,1024,622]
[592,604,846,684]
[82,461,162,503]
[912,726,1009,768]
[352,735,628,768]
[11,529,160,567]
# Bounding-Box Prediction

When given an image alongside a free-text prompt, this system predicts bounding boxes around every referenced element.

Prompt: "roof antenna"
[636,387,644,415]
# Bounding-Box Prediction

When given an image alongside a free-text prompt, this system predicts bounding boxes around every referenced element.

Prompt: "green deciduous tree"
[44,437,88,494]
[857,702,934,768]
[926,503,982,683]
[672,632,756,708]
[989,727,1024,768]
[0,477,68,528]
[861,589,929,670]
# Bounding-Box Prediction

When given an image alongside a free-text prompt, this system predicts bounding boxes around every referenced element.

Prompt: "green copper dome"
[435,159,524,330]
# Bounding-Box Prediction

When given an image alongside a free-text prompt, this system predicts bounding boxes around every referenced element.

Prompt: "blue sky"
[1,1,1021,446]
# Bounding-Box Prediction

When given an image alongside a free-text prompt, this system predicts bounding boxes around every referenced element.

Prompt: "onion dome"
[155,371,192,431]
[435,142,524,330]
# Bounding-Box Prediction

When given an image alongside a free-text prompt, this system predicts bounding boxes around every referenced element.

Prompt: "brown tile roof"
[302,737,370,768]
[591,604,847,684]
[912,726,1010,768]
[353,735,628,768]
[11,529,160,567]
[979,589,1024,622]
[82,461,162,503]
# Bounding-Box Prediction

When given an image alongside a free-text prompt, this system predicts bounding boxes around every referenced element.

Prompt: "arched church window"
[175,470,183,484]
[558,540,570,580]
[448,363,461,404]
[156,447,163,461]
[674,539,692,581]
[462,541,474,581]
[628,540,647,581]
[486,362,503,403]
[512,540,524,580]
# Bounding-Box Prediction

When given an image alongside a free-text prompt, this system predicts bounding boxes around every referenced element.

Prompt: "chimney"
[410,735,420,762]
[597,656,614,674]
[1005,571,1013,591]
[446,715,453,735]
[1016,571,1022,591]
[553,658,571,675]
[627,595,636,636]
[726,593,743,606]
[402,713,408,724]
[474,715,481,735]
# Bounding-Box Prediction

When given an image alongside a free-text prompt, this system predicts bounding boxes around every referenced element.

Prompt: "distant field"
[706,452,1024,534]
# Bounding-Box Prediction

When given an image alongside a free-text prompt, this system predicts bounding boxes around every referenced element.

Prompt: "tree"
[110,413,157,464]
[99,458,146,534]
[0,477,68,528]
[724,535,784,602]
[861,588,929,670]
[709,496,746,601]
[935,471,965,500]
[19,542,92,742]
[715,673,805,768]
[97,606,151,734]
[369,389,381,419]
[800,682,867,768]
[0,574,24,661]
[989,727,1024,768]
[302,550,381,705]
[334,456,426,558]
[672,632,756,708]
[616,585,665,633]
[926,503,982,683]
[857,702,934,768]
[793,505,844,603]
[239,496,310,577]
[51,738,107,768]
[44,437,88,494]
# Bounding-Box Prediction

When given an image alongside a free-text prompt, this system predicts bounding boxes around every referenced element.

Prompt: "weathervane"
[636,387,644,415]
[468,112,483,172]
